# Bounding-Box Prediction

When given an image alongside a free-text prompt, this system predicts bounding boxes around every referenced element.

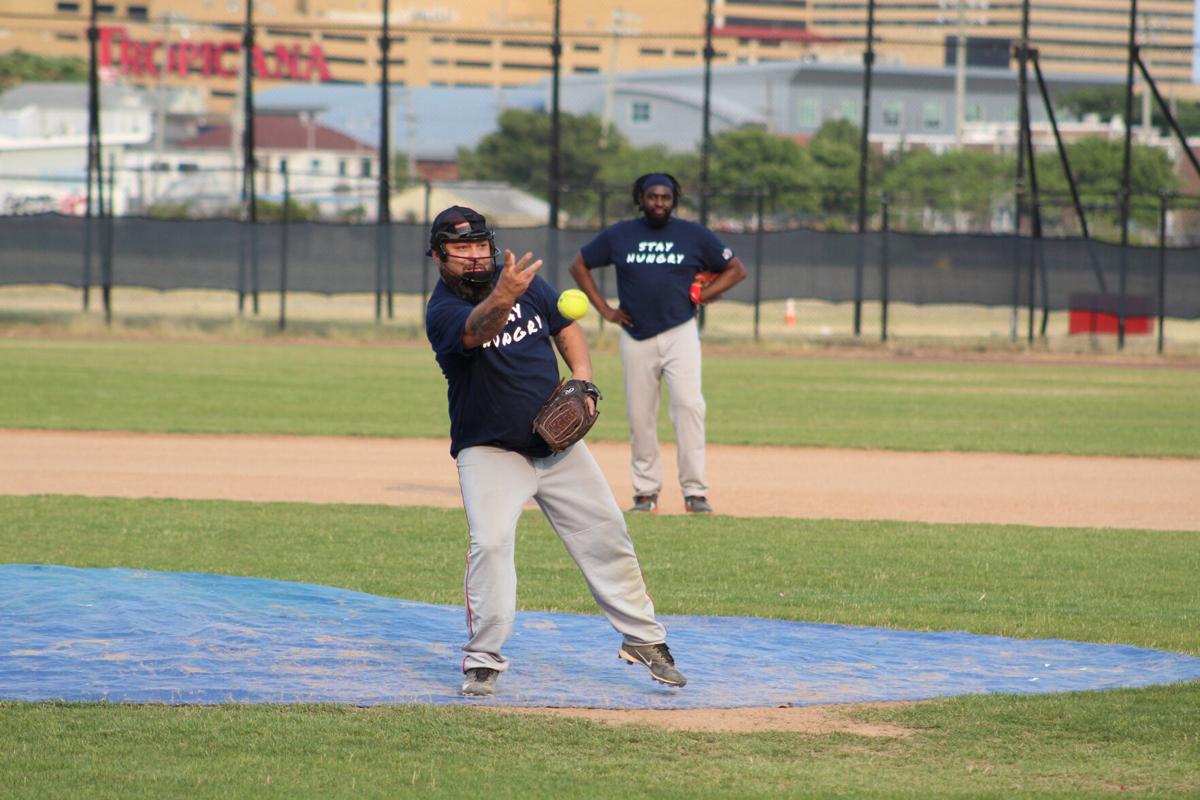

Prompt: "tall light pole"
[853,0,877,336]
[548,0,562,230]
[1117,0,1140,349]
[377,0,393,320]
[699,0,715,225]
[241,0,258,315]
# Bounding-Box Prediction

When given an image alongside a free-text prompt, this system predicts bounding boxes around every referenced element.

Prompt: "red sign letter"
[273,44,301,80]
[303,45,333,82]
[98,26,124,68]
[216,42,239,78]
[251,45,273,79]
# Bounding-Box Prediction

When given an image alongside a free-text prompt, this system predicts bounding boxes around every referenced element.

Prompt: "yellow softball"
[557,289,589,321]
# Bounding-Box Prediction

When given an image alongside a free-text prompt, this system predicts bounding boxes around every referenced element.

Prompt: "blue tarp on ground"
[3,565,1198,708]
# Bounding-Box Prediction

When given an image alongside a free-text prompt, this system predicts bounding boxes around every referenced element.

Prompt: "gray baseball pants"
[455,441,667,673]
[620,317,709,499]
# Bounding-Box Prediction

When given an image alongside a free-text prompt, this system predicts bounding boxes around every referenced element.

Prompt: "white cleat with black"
[618,641,687,687]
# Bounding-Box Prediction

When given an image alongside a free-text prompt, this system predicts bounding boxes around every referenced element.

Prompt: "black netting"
[2,214,1197,319]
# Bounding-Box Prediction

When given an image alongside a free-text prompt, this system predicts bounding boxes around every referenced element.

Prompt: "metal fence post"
[1027,197,1037,344]
[753,188,765,342]
[420,180,432,324]
[279,164,289,331]
[103,153,115,325]
[1157,191,1167,354]
[880,193,890,342]
[1117,189,1129,350]
[597,190,608,333]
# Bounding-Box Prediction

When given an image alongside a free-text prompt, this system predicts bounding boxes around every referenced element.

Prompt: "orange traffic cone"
[785,298,796,326]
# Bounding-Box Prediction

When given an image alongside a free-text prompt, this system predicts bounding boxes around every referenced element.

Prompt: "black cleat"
[628,493,659,513]
[461,667,499,696]
[619,641,687,687]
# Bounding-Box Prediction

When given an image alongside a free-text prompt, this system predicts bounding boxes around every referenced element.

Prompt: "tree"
[1035,137,1179,235]
[457,108,626,217]
[0,50,87,90]
[880,148,1010,231]
[807,119,867,219]
[1152,99,1200,138]
[707,126,816,218]
[1055,86,1125,122]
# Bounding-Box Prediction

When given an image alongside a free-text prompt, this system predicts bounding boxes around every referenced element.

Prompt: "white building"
[0,81,207,215]
[124,111,379,218]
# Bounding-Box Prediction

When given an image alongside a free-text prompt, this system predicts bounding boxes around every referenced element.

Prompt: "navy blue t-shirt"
[425,275,571,458]
[579,217,735,340]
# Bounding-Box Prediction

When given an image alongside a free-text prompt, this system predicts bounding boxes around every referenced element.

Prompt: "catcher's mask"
[428,205,500,304]
[632,172,681,229]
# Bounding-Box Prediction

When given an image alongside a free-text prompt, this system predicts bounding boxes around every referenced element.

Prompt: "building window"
[573,66,600,73]
[837,99,856,121]
[673,48,696,57]
[454,60,491,69]
[796,97,818,127]
[127,4,148,20]
[361,158,372,178]
[310,158,320,173]
[639,47,664,56]
[338,160,347,177]
[922,101,943,129]
[882,101,902,128]
[965,103,983,122]
[279,158,288,174]
[630,101,651,124]
[574,43,600,53]
[55,1,80,11]
[95,3,114,13]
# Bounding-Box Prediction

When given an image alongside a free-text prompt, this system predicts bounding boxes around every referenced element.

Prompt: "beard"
[641,207,672,229]
[440,263,498,304]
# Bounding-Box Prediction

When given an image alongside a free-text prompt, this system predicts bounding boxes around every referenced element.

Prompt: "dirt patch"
[4,429,1199,530]
[487,701,917,736]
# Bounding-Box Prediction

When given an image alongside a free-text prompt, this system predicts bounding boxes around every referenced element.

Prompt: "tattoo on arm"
[464,302,512,345]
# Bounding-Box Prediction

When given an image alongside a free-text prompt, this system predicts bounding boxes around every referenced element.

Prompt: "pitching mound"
[5,565,1199,714]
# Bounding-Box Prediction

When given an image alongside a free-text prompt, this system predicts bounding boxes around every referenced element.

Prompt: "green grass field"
[2,334,1198,797]
[3,337,1199,455]
[2,496,1198,798]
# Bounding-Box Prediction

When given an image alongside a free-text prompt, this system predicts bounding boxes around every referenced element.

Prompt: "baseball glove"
[532,379,602,452]
[690,271,721,305]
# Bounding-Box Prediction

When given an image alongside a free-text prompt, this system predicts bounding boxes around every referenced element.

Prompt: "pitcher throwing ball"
[423,205,686,697]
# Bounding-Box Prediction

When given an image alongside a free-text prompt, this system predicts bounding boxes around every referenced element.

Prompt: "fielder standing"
[424,205,686,697]
[569,174,747,514]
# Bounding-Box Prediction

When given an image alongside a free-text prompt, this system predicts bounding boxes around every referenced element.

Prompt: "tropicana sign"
[97,26,334,82]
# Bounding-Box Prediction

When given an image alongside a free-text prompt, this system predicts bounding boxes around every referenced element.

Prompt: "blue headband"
[642,174,674,191]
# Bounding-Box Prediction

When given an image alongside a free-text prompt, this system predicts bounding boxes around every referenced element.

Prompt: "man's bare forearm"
[553,323,592,381]
[462,289,518,349]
